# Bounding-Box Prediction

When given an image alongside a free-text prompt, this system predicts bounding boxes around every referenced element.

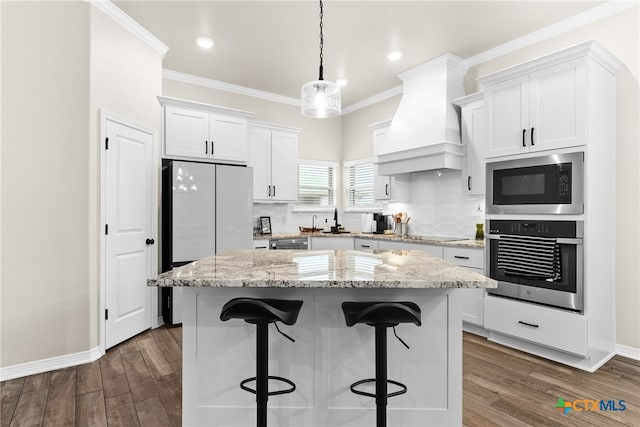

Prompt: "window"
[345,160,376,208]
[297,160,336,208]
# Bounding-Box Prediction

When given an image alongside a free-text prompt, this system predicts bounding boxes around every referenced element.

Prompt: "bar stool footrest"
[350,378,408,399]
[240,376,296,396]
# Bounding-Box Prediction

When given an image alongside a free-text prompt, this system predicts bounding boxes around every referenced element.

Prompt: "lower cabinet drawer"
[484,296,588,356]
[443,247,483,269]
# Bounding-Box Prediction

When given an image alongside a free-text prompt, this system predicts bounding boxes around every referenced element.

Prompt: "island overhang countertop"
[148,249,496,289]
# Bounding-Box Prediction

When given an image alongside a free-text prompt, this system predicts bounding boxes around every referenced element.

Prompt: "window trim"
[294,159,338,212]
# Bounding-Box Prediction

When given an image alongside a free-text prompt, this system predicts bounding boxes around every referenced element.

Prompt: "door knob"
[146,238,155,245]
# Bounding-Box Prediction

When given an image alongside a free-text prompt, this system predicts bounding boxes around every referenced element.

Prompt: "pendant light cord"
[318,0,324,80]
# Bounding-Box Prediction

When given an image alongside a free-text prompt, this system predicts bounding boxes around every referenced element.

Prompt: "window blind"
[297,163,335,207]
[345,162,375,207]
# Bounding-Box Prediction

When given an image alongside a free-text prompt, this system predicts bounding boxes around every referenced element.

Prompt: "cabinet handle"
[211,141,214,156]
[268,185,271,197]
[530,127,535,146]
[255,246,267,249]
[205,140,208,154]
[454,255,470,260]
[467,176,471,191]
[522,129,526,147]
[145,238,155,245]
[272,186,276,197]
[518,320,539,328]
[361,245,371,248]
[385,184,389,196]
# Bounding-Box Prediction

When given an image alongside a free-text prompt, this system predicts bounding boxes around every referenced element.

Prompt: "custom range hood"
[377,54,468,176]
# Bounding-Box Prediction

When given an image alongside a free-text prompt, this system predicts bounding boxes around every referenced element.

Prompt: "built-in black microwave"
[486,152,584,215]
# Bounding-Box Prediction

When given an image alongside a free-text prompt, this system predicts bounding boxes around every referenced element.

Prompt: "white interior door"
[105,119,154,349]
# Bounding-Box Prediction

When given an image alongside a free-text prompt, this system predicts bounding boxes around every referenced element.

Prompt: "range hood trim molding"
[378,53,468,176]
[376,142,464,176]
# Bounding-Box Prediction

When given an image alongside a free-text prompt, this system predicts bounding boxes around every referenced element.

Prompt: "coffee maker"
[372,213,390,234]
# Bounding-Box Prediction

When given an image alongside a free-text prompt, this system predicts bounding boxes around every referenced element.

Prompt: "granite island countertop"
[255,232,485,249]
[148,249,496,289]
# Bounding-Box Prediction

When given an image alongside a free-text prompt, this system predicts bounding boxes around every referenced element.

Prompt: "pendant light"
[301,0,341,118]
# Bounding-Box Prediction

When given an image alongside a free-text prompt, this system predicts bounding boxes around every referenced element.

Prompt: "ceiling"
[114,1,606,107]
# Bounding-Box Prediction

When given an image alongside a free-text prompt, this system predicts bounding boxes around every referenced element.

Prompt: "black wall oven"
[486,220,584,312]
[486,152,583,215]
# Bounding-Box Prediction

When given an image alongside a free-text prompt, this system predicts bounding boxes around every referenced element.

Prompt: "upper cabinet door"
[529,58,586,153]
[485,75,530,158]
[165,106,209,159]
[270,131,298,202]
[460,100,486,196]
[248,127,272,201]
[373,163,391,200]
[210,114,248,163]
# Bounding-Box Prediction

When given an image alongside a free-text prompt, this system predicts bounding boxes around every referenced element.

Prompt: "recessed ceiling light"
[336,78,348,87]
[196,37,214,49]
[387,50,403,62]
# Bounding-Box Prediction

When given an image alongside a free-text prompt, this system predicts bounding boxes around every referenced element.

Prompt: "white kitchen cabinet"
[253,239,269,250]
[482,57,586,158]
[310,237,354,250]
[377,240,443,258]
[371,122,392,200]
[248,123,299,202]
[485,296,588,356]
[354,238,379,251]
[443,246,485,326]
[453,93,485,196]
[160,97,254,164]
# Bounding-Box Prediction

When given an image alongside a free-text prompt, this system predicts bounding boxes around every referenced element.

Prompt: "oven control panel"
[488,220,579,238]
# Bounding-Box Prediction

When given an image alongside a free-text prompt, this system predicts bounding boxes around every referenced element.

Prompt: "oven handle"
[486,234,583,245]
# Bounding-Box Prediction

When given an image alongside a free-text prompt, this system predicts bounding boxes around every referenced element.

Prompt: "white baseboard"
[0,346,102,382]
[616,343,640,361]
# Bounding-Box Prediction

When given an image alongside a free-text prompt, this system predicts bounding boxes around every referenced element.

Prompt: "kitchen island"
[148,249,496,427]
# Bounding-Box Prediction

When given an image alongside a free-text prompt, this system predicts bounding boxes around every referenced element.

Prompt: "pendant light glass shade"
[301,79,341,118]
[301,0,341,118]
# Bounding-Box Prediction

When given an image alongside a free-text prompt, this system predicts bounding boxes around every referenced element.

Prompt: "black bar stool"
[220,297,303,427]
[342,301,421,427]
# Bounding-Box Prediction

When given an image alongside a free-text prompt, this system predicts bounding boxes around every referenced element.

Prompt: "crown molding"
[89,0,169,58]
[163,69,300,107]
[341,86,403,115]
[465,0,636,68]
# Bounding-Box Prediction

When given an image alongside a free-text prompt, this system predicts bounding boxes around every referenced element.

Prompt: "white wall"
[0,2,163,368]
[1,2,92,366]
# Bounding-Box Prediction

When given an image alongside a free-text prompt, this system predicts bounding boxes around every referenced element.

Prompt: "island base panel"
[182,287,462,427]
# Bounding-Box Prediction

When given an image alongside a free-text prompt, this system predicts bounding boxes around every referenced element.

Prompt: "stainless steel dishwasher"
[269,238,309,250]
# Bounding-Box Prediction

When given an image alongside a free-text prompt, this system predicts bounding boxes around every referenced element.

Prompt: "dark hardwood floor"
[1,328,638,426]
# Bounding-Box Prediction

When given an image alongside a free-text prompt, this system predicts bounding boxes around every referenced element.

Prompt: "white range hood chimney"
[377,54,468,176]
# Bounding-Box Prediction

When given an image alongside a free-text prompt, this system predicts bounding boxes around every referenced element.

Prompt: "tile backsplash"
[253,169,484,239]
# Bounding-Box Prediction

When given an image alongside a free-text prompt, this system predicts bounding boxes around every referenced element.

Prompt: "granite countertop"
[255,232,485,249]
[148,249,496,289]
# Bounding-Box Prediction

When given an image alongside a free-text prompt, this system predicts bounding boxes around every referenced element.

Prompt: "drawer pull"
[255,246,267,249]
[518,320,539,328]
[454,255,470,260]
[360,245,371,248]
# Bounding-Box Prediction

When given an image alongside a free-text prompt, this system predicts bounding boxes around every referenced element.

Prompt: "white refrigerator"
[162,160,253,324]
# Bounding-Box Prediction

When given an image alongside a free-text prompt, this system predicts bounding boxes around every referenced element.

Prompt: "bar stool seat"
[342,301,421,427]
[220,297,303,427]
